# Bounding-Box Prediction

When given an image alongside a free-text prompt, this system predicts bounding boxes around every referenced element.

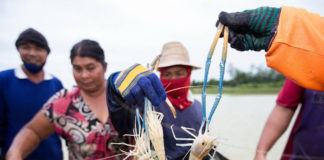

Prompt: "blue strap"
[201,24,228,132]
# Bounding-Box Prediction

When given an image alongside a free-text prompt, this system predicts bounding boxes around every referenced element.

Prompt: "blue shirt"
[291,89,324,159]
[156,100,203,160]
[0,67,63,160]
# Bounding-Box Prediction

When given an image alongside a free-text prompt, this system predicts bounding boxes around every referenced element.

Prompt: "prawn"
[113,96,167,160]
[145,99,166,160]
[170,23,229,160]
[111,103,157,160]
[170,125,218,160]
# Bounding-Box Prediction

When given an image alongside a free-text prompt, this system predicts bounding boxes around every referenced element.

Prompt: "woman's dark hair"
[70,39,106,66]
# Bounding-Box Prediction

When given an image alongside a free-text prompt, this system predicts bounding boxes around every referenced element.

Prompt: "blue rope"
[202,25,228,131]
[207,60,226,123]
[143,97,150,146]
[143,97,148,127]
[202,57,212,121]
[135,105,141,131]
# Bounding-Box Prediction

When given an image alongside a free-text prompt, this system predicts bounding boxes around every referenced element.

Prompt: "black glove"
[217,7,281,51]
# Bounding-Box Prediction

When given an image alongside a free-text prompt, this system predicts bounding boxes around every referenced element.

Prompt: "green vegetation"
[191,82,284,94]
[191,65,285,94]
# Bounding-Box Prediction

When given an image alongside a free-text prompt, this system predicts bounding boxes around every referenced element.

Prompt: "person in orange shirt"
[216,7,324,160]
[216,6,324,91]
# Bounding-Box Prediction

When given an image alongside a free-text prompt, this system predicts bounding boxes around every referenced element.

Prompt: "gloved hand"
[114,64,166,106]
[217,7,281,51]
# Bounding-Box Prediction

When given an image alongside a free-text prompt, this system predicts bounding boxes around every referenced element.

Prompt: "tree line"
[192,65,286,87]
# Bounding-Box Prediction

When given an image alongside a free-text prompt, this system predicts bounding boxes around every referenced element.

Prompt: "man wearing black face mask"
[0,28,63,160]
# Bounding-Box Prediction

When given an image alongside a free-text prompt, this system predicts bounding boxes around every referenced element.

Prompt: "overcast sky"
[0,0,323,87]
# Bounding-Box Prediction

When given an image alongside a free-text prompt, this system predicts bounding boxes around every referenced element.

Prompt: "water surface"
[192,94,294,160]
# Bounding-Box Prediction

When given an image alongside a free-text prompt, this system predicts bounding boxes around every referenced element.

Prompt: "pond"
[192,94,296,160]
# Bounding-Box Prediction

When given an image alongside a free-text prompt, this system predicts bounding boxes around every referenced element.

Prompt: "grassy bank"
[191,81,284,94]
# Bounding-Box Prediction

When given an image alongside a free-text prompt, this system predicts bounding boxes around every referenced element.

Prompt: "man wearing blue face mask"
[0,28,63,160]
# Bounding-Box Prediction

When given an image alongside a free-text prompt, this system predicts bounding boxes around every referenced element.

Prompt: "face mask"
[161,77,190,97]
[160,65,194,111]
[23,62,44,73]
[161,76,192,111]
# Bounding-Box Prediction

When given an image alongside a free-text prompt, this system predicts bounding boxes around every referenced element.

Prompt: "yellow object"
[266,6,324,91]
[116,64,149,96]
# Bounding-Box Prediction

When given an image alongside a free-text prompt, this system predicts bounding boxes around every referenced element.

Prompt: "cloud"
[1,0,323,87]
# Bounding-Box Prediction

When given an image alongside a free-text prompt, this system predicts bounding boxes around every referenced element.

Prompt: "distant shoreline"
[191,83,282,95]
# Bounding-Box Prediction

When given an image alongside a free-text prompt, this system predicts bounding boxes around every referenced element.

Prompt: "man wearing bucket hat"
[155,42,228,160]
[0,28,63,159]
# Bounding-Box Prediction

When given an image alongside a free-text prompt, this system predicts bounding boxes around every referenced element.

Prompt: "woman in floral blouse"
[6,39,165,160]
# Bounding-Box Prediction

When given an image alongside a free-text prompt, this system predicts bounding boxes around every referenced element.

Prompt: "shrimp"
[113,97,167,160]
[190,127,219,160]
[130,128,156,160]
[112,127,157,160]
[170,24,228,160]
[170,125,218,160]
[112,109,157,160]
[145,101,166,160]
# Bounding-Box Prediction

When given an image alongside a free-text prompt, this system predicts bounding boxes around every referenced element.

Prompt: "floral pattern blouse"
[43,88,125,160]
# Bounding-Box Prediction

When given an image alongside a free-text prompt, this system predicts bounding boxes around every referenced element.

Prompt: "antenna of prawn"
[200,23,229,132]
[134,94,150,147]
[135,102,150,146]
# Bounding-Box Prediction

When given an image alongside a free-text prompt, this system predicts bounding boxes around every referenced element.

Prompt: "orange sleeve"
[266,6,324,91]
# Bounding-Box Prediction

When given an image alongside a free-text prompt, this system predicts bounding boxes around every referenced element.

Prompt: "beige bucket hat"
[153,41,201,70]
